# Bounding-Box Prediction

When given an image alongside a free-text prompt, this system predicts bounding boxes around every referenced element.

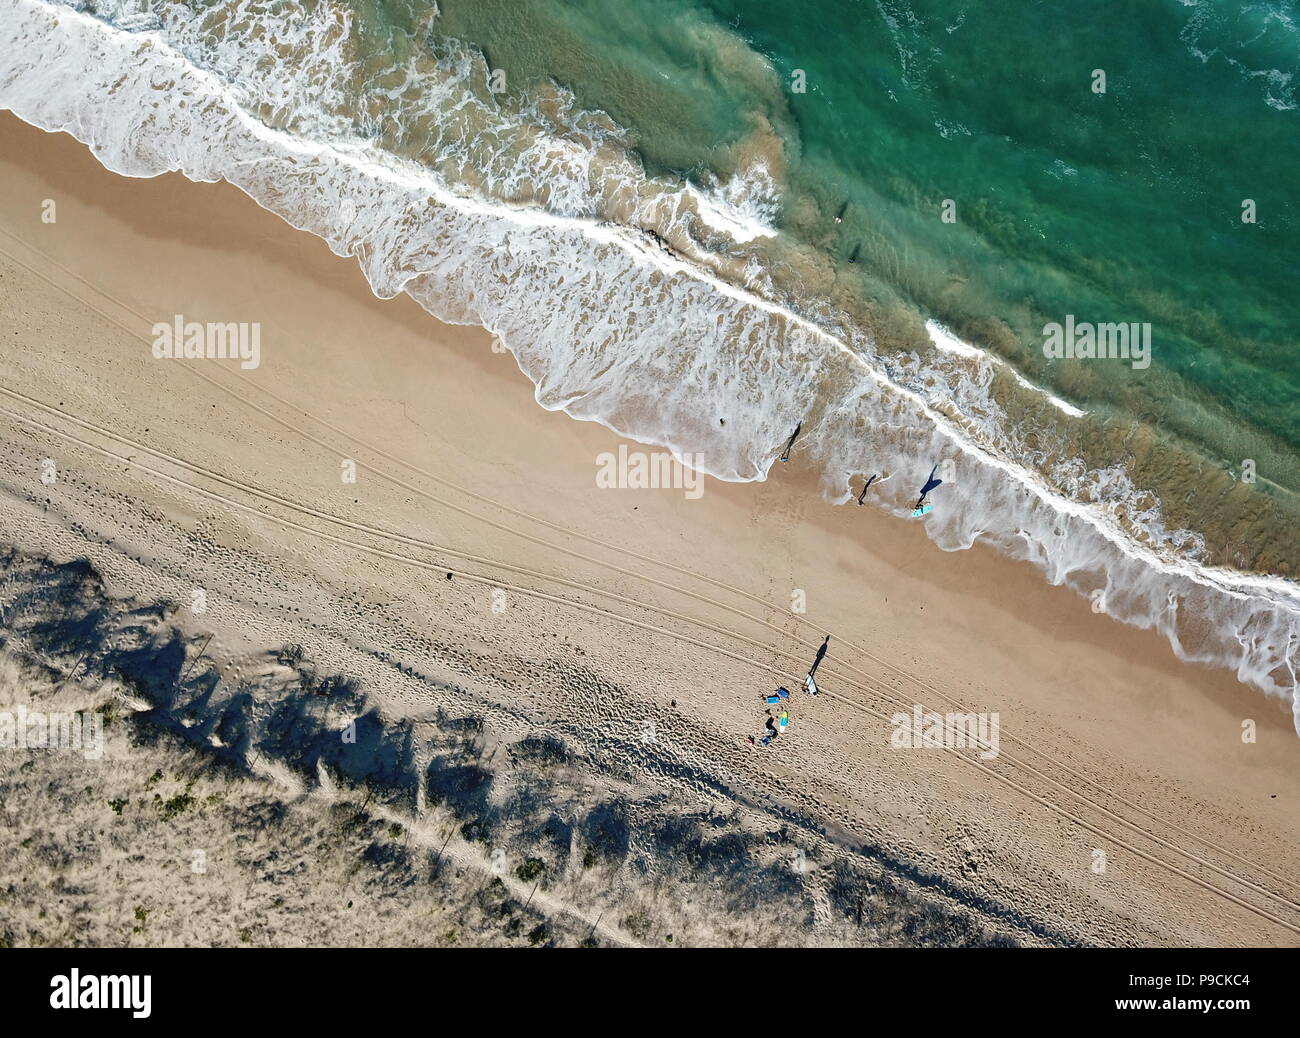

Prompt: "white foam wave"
[925,319,1087,418]
[1,0,1296,730]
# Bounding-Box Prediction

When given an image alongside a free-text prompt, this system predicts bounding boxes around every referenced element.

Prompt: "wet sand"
[0,110,1296,946]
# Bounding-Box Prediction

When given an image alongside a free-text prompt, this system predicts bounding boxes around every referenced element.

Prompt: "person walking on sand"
[857,474,878,505]
[804,635,829,695]
[810,635,829,676]
[913,463,943,513]
[780,423,802,463]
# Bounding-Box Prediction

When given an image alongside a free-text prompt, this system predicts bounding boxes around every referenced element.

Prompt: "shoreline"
[1,0,1296,706]
[1,110,1298,946]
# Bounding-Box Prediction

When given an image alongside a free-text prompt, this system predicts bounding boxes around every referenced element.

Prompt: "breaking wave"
[1,0,1296,729]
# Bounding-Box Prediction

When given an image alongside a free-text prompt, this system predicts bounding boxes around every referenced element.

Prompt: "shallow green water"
[419,0,1300,500]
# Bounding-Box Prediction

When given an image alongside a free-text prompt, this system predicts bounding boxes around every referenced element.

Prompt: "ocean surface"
[1,0,1298,726]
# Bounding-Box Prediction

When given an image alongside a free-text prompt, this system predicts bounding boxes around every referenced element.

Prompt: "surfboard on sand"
[910,504,934,518]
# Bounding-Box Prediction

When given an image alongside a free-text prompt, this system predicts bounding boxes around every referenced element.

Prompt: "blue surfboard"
[910,504,934,518]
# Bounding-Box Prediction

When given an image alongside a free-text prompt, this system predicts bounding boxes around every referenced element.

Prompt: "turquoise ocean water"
[430,0,1300,557]
[1,0,1298,715]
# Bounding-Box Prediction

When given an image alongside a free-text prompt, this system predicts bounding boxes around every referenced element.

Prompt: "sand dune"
[0,112,1296,947]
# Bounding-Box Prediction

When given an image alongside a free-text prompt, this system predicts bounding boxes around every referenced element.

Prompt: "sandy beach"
[0,110,1297,947]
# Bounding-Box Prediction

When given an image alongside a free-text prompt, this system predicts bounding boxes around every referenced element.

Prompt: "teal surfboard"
[910,504,934,518]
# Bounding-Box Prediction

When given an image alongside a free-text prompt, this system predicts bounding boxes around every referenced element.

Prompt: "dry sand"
[0,110,1296,947]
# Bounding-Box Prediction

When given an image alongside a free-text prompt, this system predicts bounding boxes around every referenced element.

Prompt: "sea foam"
[1,0,1296,731]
